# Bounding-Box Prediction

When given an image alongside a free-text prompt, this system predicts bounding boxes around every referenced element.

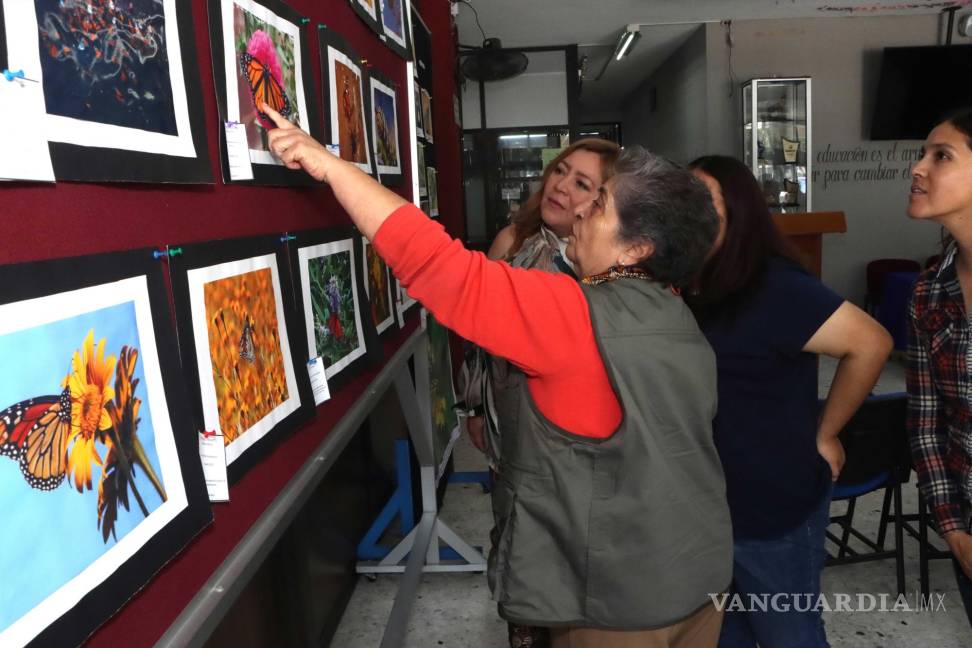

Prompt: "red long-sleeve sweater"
[373,204,621,438]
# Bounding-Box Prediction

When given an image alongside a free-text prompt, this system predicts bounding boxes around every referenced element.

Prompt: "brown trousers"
[549,602,723,648]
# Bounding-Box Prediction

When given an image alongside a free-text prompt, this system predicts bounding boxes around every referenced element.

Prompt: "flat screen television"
[870,45,972,140]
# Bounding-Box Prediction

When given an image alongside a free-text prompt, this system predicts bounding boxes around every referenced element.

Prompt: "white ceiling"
[454,0,950,116]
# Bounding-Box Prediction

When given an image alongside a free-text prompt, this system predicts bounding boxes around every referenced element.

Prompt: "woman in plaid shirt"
[906,107,972,625]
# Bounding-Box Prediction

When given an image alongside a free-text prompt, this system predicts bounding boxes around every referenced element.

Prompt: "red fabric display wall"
[0,0,463,645]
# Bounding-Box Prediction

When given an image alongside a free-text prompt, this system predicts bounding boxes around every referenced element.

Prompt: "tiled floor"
[333,358,971,647]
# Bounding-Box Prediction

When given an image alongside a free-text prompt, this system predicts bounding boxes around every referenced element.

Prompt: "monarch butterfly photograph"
[334,59,368,164]
[203,268,290,445]
[0,302,169,640]
[239,51,293,128]
[238,315,257,363]
[33,0,179,136]
[323,39,373,175]
[232,3,301,152]
[0,388,71,492]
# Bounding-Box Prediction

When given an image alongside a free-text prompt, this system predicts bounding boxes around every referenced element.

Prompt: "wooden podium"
[772,211,847,278]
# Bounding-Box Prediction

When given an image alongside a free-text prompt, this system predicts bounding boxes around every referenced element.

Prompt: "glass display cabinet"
[743,78,812,212]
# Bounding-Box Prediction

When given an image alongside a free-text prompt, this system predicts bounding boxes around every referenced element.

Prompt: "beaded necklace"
[581,265,652,286]
[581,265,682,296]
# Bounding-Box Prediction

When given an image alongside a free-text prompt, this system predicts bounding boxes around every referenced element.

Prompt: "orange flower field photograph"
[202,268,290,444]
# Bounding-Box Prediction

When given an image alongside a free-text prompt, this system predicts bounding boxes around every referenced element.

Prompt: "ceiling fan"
[454,1,528,82]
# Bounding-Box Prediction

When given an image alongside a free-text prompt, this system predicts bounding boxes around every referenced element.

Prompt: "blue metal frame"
[357,440,415,560]
[358,442,490,561]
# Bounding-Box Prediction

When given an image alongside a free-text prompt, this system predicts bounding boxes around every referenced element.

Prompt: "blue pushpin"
[2,69,37,83]
[153,249,168,259]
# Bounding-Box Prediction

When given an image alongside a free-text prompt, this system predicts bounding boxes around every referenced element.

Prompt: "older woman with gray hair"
[263,104,732,648]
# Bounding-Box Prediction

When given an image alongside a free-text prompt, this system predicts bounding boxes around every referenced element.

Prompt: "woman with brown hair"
[465,139,620,460]
[493,139,621,266]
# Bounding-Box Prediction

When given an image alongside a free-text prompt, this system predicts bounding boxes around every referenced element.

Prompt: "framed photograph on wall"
[417,143,428,198]
[420,87,434,144]
[413,84,425,140]
[346,0,381,35]
[420,313,459,478]
[169,236,314,483]
[0,0,211,183]
[289,228,381,390]
[369,69,403,185]
[362,239,396,336]
[208,0,322,185]
[427,166,439,218]
[379,0,410,60]
[318,25,375,177]
[0,249,211,647]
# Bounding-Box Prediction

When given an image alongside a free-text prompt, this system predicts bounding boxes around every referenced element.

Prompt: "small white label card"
[0,75,54,182]
[198,430,230,502]
[224,121,254,181]
[307,357,331,405]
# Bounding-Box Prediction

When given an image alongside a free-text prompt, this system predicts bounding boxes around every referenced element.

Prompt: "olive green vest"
[487,278,732,629]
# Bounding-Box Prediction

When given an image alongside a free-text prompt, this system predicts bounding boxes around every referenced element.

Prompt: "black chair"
[825,394,910,595]
[880,484,953,597]
[914,493,954,596]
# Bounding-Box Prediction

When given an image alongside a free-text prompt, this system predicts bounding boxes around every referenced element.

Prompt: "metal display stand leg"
[355,334,486,648]
[357,439,415,561]
[449,470,491,493]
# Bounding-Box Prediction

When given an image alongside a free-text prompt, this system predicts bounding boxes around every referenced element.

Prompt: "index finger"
[261,102,294,129]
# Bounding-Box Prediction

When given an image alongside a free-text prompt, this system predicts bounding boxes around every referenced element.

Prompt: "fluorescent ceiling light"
[614,24,641,61]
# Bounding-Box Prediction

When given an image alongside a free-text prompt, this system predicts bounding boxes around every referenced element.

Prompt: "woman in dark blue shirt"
[687,155,892,648]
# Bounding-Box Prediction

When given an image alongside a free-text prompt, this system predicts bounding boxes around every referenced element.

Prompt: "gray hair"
[610,147,718,287]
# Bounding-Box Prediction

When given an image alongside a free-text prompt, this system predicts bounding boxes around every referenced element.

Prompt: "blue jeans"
[718,484,832,648]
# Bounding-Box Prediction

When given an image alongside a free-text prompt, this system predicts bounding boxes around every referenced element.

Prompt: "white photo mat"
[186,254,301,465]
[2,0,196,158]
[370,75,401,177]
[353,0,377,21]
[327,45,373,174]
[381,0,407,49]
[220,0,311,166]
[398,58,420,327]
[297,240,367,379]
